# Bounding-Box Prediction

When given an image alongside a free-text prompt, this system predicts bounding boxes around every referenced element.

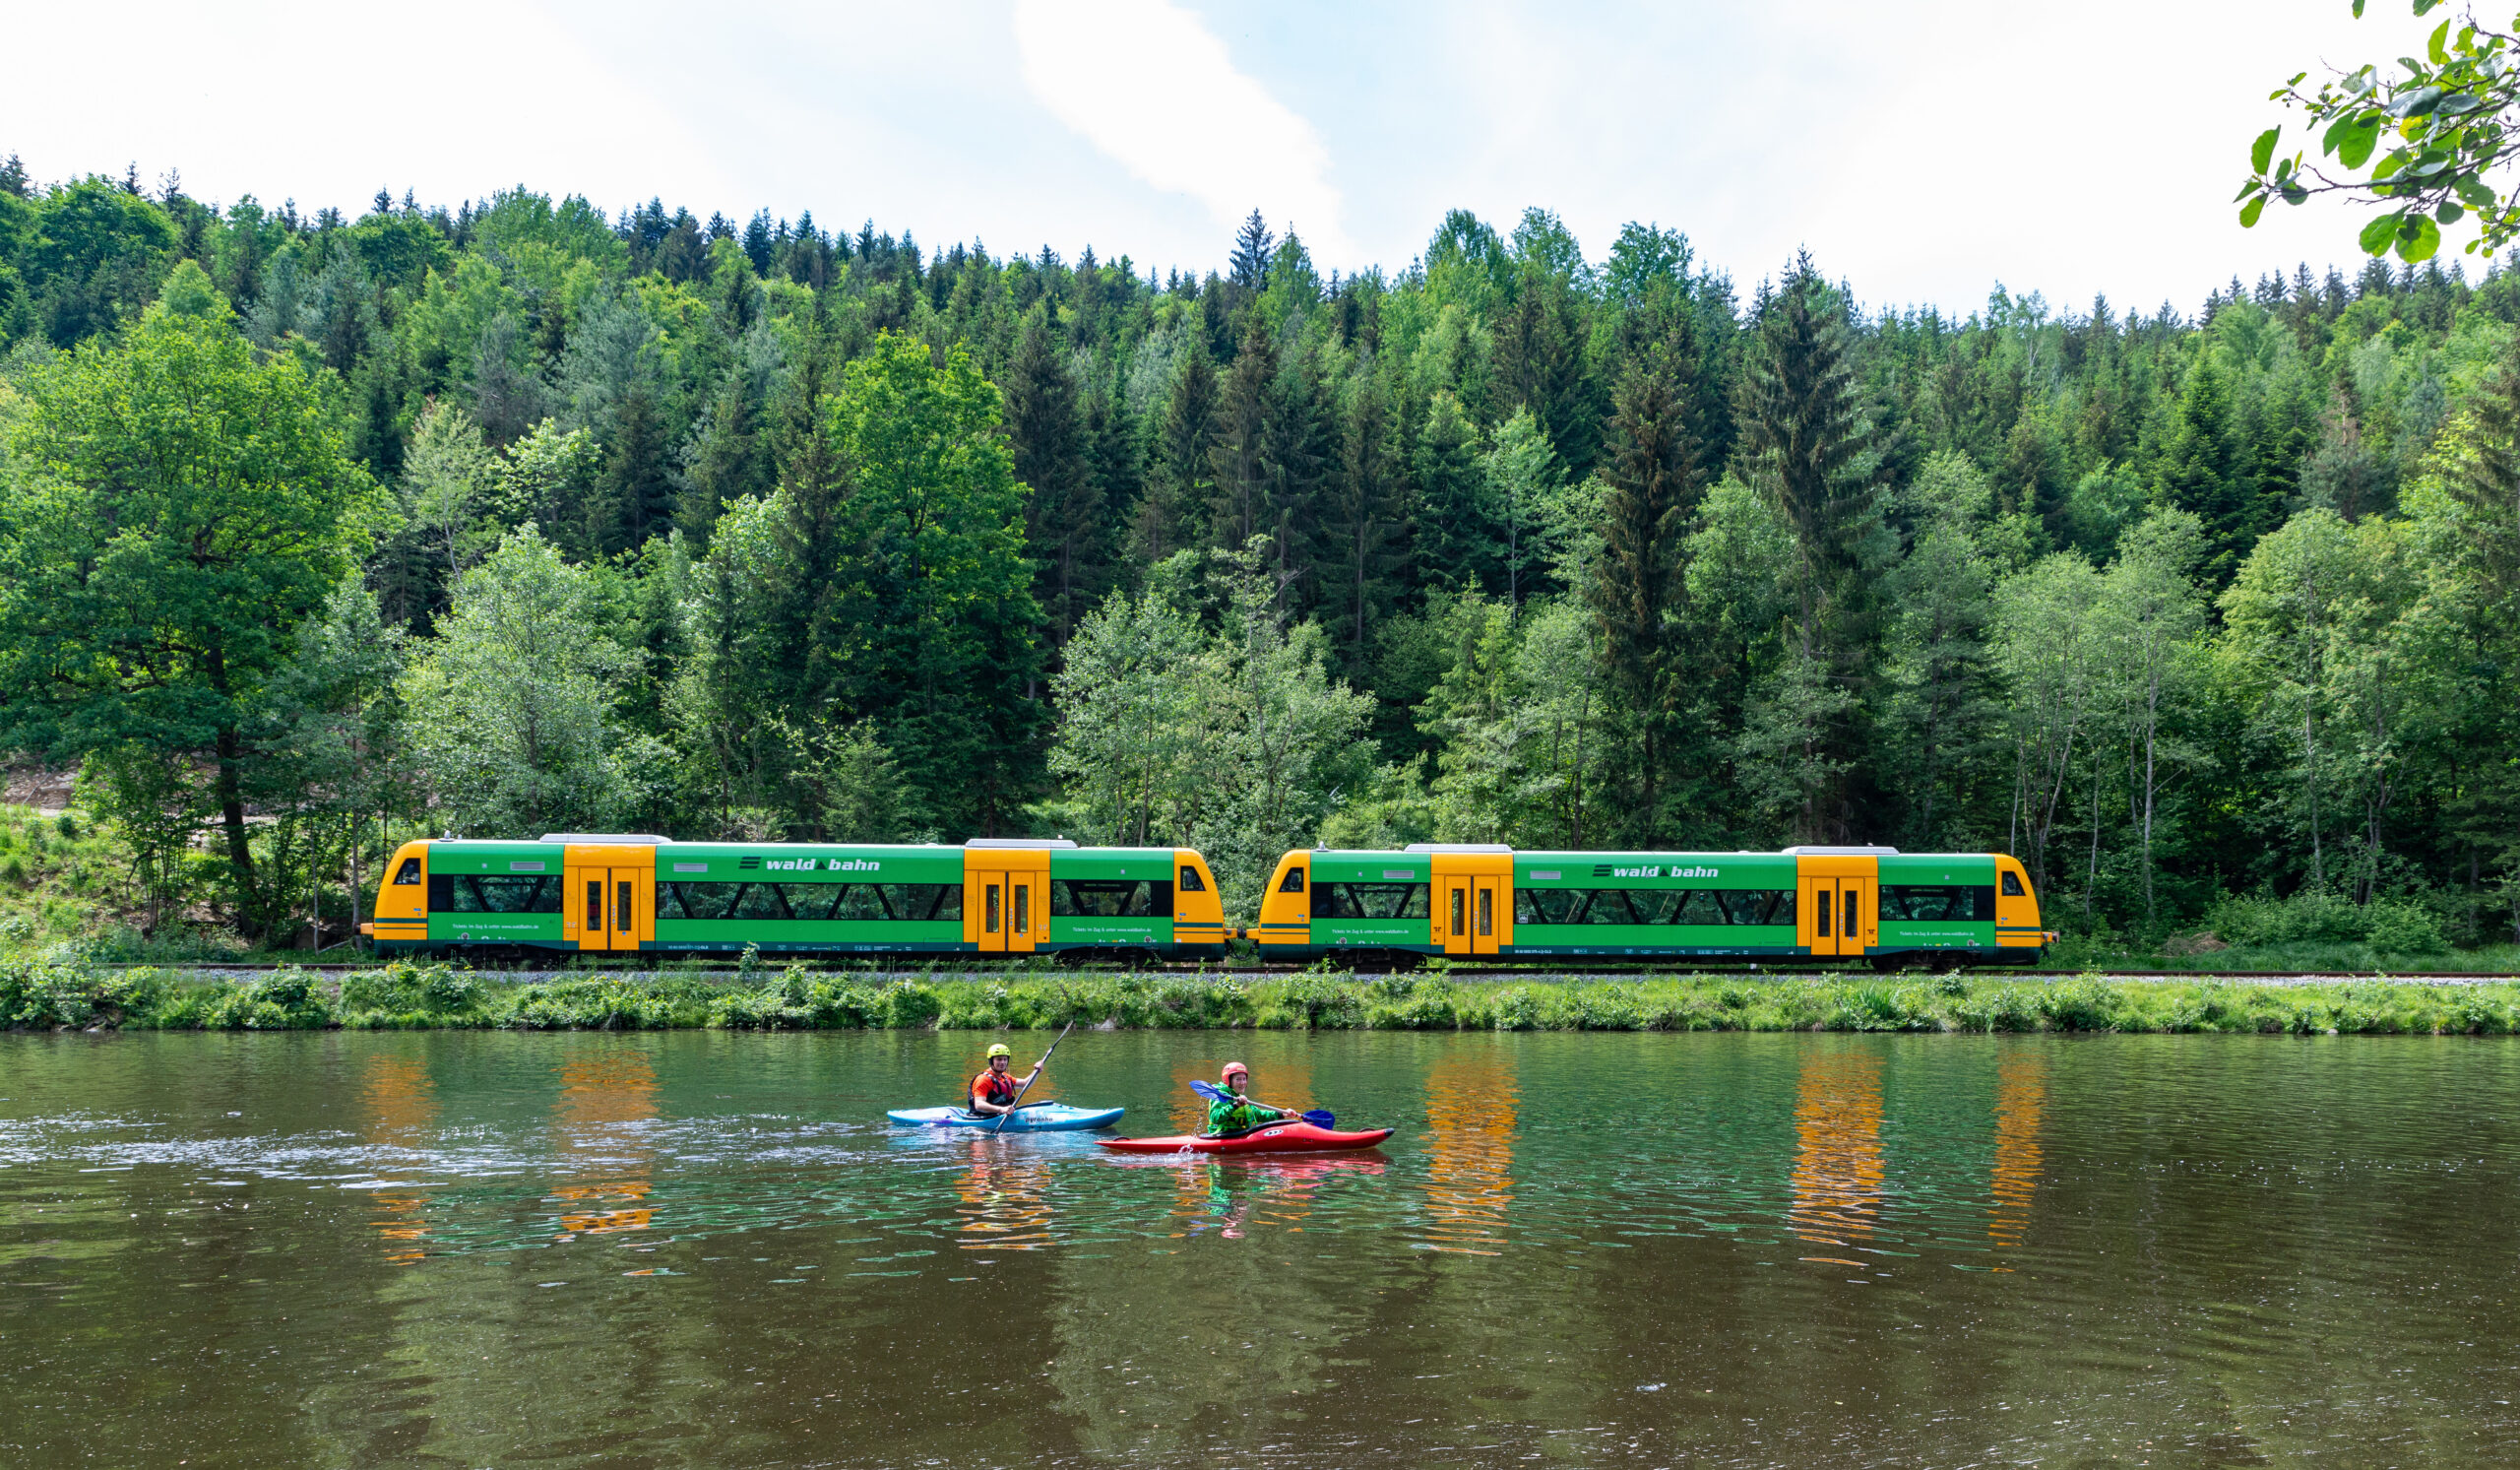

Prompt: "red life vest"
[971,1068,1019,1108]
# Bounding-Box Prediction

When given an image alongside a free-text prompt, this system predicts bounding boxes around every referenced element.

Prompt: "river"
[3,1030,2515,1467]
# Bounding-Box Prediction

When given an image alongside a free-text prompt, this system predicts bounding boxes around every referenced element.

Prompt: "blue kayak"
[886,1103,1125,1131]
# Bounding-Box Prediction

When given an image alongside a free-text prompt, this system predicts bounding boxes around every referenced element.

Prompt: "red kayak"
[1096,1119,1393,1154]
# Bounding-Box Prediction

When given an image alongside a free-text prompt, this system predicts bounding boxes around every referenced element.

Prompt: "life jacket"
[971,1068,1020,1107]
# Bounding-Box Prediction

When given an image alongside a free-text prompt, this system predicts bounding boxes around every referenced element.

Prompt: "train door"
[966,858,1044,954]
[567,863,649,952]
[1432,855,1509,957]
[1800,874,1874,957]
[1440,876,1473,957]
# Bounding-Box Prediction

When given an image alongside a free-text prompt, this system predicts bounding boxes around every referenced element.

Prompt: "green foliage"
[2239,5,2520,260]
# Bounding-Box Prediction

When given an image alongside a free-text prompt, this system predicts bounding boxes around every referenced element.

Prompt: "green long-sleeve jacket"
[1205,1096,1286,1135]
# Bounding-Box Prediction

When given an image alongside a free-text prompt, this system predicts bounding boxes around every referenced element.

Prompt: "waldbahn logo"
[760,857,880,872]
[1592,863,1721,879]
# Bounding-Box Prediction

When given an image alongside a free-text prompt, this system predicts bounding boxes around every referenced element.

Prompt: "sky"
[0,0,2466,316]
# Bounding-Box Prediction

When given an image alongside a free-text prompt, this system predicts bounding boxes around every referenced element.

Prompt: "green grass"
[7,949,2520,1036]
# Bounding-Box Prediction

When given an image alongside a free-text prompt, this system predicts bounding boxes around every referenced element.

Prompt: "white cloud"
[1012,0,1354,265]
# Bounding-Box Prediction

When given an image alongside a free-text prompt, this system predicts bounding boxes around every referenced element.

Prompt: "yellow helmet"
[986,1043,1013,1057]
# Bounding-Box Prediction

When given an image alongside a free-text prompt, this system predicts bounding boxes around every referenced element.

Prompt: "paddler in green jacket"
[1204,1061,1287,1135]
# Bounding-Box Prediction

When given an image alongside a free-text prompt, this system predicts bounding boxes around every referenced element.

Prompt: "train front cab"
[1255,851,1318,959]
[962,840,1230,961]
[365,840,431,950]
[1794,846,2050,967]
[1989,852,2049,963]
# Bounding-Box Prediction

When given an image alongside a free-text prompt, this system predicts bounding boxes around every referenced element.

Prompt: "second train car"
[1251,844,2051,969]
[362,836,1229,962]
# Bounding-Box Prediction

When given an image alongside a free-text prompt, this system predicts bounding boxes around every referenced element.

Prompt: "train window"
[1312,882,1427,921]
[1449,887,1465,937]
[586,880,602,931]
[1880,885,1998,922]
[1716,890,1769,925]
[393,858,422,885]
[2001,870,2026,896]
[1844,889,1859,936]
[1178,865,1206,891]
[831,884,892,922]
[429,874,559,914]
[1675,890,1728,925]
[984,884,1001,934]
[1579,890,1645,925]
[895,883,959,922]
[1053,879,1172,919]
[1477,887,1492,937]
[1014,883,1030,935]
[616,881,635,932]
[1816,893,1831,937]
[1279,869,1305,893]
[728,883,792,922]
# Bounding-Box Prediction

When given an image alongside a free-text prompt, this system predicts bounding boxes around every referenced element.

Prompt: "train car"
[1251,844,2051,969]
[361,835,1229,963]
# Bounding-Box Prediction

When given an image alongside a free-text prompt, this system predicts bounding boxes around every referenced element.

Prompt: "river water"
[2,1030,2515,1468]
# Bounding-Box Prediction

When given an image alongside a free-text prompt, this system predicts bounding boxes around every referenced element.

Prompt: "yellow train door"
[1797,861,1877,958]
[964,848,1047,954]
[1440,876,1473,957]
[565,844,654,953]
[1429,851,1510,957]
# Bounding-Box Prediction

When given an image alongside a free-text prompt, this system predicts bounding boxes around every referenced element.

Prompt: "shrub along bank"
[7,950,2520,1036]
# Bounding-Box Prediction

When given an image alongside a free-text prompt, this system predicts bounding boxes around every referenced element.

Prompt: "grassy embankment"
[7,949,2520,1035]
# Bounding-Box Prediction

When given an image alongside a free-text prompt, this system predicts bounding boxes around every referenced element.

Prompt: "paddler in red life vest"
[969,1043,1042,1118]
[1203,1061,1288,1136]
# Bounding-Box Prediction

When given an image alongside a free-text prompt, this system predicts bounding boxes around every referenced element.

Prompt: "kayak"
[1096,1119,1393,1154]
[887,1103,1125,1131]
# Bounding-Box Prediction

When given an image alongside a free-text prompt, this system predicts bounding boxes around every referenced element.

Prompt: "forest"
[0,157,2515,952]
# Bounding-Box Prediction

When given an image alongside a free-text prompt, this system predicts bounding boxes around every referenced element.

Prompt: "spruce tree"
[1410,391,1492,594]
[1002,308,1102,644]
[1208,317,1277,550]
[1137,343,1217,562]
[1734,254,1884,842]
[1588,318,1708,840]
[1229,210,1274,291]
[2158,356,2251,587]
[1319,373,1407,672]
[1263,352,1333,606]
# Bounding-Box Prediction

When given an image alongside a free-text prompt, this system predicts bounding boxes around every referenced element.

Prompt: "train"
[363,835,2050,969]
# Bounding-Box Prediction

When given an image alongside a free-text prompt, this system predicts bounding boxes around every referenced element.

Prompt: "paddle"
[990,1020,1076,1133]
[1188,1078,1334,1128]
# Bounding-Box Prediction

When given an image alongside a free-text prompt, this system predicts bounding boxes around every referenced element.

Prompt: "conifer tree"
[1588,318,1709,840]
[1263,352,1334,605]
[1137,343,1217,562]
[1411,391,1491,594]
[1319,373,1407,673]
[1734,254,1884,842]
[1229,211,1274,291]
[1208,317,1278,550]
[1002,308,1102,644]
[2158,357,2251,587]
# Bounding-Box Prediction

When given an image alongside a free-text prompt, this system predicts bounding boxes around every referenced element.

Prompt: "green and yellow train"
[1247,845,2051,970]
[364,836,1229,963]
[364,834,2048,969]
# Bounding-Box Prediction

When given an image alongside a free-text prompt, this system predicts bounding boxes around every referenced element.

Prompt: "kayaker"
[969,1043,1041,1118]
[1203,1061,1288,1136]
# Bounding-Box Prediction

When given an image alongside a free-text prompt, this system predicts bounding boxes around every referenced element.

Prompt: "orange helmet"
[1221,1061,1248,1082]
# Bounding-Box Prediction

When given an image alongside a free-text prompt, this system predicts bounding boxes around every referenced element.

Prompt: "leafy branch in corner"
[2239,2,2520,261]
